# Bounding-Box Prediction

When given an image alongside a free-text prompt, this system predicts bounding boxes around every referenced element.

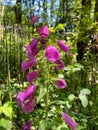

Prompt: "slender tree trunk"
[50,0,54,27]
[43,0,47,22]
[0,5,4,37]
[94,0,98,22]
[14,0,22,24]
[76,0,91,62]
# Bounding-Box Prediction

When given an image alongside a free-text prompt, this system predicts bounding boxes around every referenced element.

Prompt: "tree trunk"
[94,0,98,22]
[43,0,47,22]
[14,0,22,24]
[76,0,91,62]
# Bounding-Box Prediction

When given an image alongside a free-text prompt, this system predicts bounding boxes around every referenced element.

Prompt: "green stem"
[45,61,50,120]
[45,85,48,120]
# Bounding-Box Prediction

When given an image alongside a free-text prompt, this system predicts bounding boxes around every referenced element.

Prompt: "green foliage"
[64,63,84,75]
[79,94,88,108]
[0,119,12,130]
[39,120,47,130]
[55,23,66,31]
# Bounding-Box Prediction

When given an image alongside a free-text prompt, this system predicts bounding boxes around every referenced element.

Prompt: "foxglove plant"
[16,15,77,130]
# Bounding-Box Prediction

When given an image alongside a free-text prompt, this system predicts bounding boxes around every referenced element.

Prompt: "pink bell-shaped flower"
[45,46,60,62]
[26,70,39,83]
[61,112,77,130]
[55,79,67,89]
[36,26,49,38]
[17,85,36,113]
[22,120,32,130]
[22,58,37,71]
[54,60,65,70]
[57,40,70,53]
[22,98,36,113]
[25,38,38,59]
[29,16,38,24]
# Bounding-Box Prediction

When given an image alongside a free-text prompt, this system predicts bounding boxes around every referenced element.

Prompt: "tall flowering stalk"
[16,15,77,130]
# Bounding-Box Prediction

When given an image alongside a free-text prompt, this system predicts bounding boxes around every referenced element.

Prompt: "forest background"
[0,0,98,130]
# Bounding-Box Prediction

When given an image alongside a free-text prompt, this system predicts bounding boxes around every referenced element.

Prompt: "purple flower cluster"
[16,15,77,130]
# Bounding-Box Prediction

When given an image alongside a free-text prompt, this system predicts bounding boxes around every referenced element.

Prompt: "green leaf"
[65,101,72,109]
[39,120,47,130]
[79,94,88,108]
[56,122,68,130]
[68,94,75,101]
[73,67,81,71]
[74,63,84,69]
[80,89,91,95]
[0,107,3,114]
[0,126,6,130]
[37,88,46,102]
[0,119,12,130]
[58,74,64,79]
[2,102,12,119]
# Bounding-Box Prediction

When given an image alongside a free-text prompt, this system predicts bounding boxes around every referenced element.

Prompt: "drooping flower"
[61,112,77,130]
[54,60,65,70]
[23,98,36,113]
[45,46,60,62]
[17,85,36,106]
[57,40,70,53]
[17,85,36,113]
[55,79,67,89]
[26,70,39,83]
[22,120,32,130]
[29,16,38,24]
[22,58,37,71]
[36,26,49,38]
[25,38,38,59]
[39,26,49,38]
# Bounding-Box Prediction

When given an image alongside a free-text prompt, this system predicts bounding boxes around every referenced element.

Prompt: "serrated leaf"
[80,89,91,95]
[79,94,88,108]
[2,102,12,119]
